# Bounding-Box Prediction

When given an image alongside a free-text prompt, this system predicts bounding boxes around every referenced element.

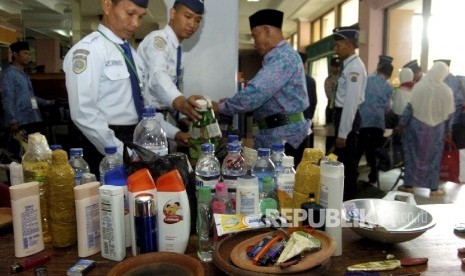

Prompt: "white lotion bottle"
[74,181,101,257]
[236,175,260,215]
[9,181,44,257]
[99,185,126,261]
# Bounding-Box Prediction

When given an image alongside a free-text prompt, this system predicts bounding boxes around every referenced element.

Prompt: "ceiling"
[0,0,341,49]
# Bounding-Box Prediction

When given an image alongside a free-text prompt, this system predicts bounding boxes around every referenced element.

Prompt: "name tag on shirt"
[31,97,38,109]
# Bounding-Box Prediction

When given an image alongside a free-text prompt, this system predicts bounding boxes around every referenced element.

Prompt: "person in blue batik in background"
[212,9,310,166]
[356,56,394,184]
[1,41,54,160]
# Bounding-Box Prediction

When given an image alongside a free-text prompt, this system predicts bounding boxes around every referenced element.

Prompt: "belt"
[256,112,305,130]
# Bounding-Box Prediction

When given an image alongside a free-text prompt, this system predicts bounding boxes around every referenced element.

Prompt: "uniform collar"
[164,25,181,48]
[343,54,358,66]
[98,24,125,45]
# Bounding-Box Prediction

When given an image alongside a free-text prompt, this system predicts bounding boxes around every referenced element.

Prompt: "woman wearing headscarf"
[392,67,415,116]
[397,62,455,195]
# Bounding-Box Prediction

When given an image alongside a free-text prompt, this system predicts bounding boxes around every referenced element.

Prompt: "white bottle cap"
[196,99,208,111]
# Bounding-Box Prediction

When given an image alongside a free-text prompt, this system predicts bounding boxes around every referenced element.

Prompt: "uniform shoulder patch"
[350,72,360,82]
[153,36,167,51]
[72,49,89,74]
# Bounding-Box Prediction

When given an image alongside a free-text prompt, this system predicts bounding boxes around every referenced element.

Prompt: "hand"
[179,117,191,128]
[173,95,204,122]
[336,137,346,148]
[175,131,190,147]
[211,101,219,115]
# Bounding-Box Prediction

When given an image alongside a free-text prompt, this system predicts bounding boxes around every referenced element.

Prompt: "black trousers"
[76,124,136,180]
[333,108,361,201]
[356,127,384,182]
[285,134,311,168]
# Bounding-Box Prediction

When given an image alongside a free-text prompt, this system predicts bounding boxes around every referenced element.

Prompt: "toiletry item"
[10,254,51,273]
[214,213,287,236]
[74,181,101,257]
[127,168,157,256]
[99,185,126,261]
[197,186,213,262]
[67,259,95,276]
[134,193,158,254]
[9,162,24,186]
[235,175,259,215]
[156,169,191,253]
[276,156,295,220]
[9,181,44,257]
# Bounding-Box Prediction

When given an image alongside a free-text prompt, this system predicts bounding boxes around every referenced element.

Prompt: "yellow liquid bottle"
[22,133,52,243]
[293,148,324,212]
[47,149,77,247]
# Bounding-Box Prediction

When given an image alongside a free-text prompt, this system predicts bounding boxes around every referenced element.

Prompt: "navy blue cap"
[129,0,149,8]
[249,9,283,30]
[403,59,421,72]
[378,55,393,66]
[175,0,204,15]
[434,59,451,67]
[104,165,128,186]
[10,41,29,53]
[333,26,359,41]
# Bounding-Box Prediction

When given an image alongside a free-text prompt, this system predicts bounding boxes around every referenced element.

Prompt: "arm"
[0,71,19,126]
[338,69,365,139]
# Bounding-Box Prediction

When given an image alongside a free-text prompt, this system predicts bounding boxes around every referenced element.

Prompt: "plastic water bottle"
[197,186,213,262]
[195,143,221,191]
[252,148,275,192]
[69,148,90,186]
[133,107,168,157]
[99,146,123,185]
[227,134,239,145]
[221,143,246,210]
[276,156,295,220]
[259,176,279,217]
[271,143,286,174]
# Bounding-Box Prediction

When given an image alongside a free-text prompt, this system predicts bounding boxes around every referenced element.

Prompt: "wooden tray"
[107,252,204,276]
[213,229,333,275]
[0,208,12,229]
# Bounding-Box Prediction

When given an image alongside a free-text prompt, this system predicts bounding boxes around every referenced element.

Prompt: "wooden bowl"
[108,252,204,276]
[213,229,332,275]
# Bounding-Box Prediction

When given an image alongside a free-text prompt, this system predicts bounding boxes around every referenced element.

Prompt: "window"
[340,0,359,27]
[312,19,321,43]
[321,10,335,38]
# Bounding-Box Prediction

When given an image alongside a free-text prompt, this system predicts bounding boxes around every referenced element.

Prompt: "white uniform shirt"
[137,25,185,140]
[335,54,367,139]
[64,24,176,154]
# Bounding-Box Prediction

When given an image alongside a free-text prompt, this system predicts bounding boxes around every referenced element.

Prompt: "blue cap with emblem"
[175,0,204,15]
[249,9,283,30]
[333,26,359,41]
[129,0,149,8]
[403,59,421,73]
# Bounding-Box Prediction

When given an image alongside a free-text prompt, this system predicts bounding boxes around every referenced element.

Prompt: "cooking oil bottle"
[22,133,52,243]
[47,149,77,247]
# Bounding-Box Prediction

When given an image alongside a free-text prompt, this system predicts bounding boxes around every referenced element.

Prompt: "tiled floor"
[313,126,465,206]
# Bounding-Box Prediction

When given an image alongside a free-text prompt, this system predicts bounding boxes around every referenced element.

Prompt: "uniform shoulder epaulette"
[81,32,100,44]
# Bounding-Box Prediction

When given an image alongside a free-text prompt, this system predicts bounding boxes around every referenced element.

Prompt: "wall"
[35,38,62,73]
[166,0,238,101]
[386,9,414,80]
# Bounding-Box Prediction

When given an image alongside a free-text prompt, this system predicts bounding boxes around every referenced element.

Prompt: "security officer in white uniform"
[332,26,367,200]
[138,0,205,150]
[64,0,175,176]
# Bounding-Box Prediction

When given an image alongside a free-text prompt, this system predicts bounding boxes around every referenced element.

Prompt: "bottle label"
[85,203,100,248]
[277,174,295,219]
[195,175,219,190]
[21,204,41,249]
[238,190,257,215]
[190,126,201,139]
[162,197,183,224]
[260,198,278,217]
[206,122,221,138]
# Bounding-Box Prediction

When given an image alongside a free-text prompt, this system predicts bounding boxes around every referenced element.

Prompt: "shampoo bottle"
[156,169,191,253]
[9,182,44,257]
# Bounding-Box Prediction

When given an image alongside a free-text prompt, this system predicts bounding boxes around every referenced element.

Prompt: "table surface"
[1,203,464,275]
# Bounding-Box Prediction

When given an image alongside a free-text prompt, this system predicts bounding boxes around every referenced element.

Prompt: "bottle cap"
[227,134,239,144]
[127,168,156,192]
[50,144,62,151]
[262,177,274,192]
[282,156,294,167]
[215,182,228,198]
[271,143,284,152]
[198,186,212,203]
[201,143,214,153]
[142,107,156,117]
[227,143,241,152]
[195,99,208,111]
[257,148,270,157]
[156,169,186,192]
[104,146,117,154]
[69,147,83,156]
[134,193,156,217]
[104,165,128,186]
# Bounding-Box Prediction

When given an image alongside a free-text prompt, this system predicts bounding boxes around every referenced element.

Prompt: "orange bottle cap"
[127,168,156,192]
[156,169,185,192]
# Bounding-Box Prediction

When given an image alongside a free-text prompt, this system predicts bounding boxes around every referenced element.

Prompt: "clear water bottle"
[99,146,123,185]
[197,186,213,262]
[252,148,275,192]
[259,176,279,217]
[271,143,286,174]
[69,148,90,186]
[133,107,168,157]
[195,143,221,191]
[221,143,246,210]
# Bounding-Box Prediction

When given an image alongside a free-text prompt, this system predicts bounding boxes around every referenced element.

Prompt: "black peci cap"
[249,9,284,30]
[379,55,393,66]
[10,41,29,53]
[403,59,421,72]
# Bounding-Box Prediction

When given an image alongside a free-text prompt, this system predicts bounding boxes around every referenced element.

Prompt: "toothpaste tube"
[214,214,288,236]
